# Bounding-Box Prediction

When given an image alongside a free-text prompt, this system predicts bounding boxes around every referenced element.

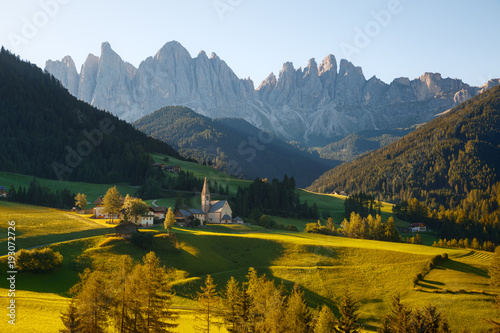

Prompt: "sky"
[1,0,499,87]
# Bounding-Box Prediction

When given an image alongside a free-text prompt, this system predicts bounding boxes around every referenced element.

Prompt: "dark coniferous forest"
[0,48,179,185]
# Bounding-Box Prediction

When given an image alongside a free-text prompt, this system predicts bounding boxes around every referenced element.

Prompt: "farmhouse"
[149,206,167,219]
[138,211,154,227]
[115,222,138,238]
[410,223,427,232]
[0,186,7,198]
[164,165,181,174]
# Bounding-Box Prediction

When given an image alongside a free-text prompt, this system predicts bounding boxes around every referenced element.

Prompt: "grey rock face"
[45,41,498,143]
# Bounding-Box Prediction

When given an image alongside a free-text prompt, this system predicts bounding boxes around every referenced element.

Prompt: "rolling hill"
[0,48,179,185]
[308,85,500,207]
[134,106,338,187]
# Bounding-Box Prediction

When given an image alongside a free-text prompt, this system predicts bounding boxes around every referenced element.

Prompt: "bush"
[15,247,63,273]
[286,225,299,232]
[130,232,154,249]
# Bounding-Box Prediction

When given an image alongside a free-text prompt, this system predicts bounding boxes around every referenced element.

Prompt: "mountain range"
[45,41,500,144]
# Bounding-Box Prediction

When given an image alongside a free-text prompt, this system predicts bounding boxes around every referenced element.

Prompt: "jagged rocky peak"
[338,59,364,77]
[155,40,191,63]
[257,72,277,90]
[45,55,79,96]
[319,54,337,75]
[304,58,319,77]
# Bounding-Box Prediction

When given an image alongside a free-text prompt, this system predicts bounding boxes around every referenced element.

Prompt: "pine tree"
[110,256,134,333]
[60,297,82,333]
[378,294,412,332]
[333,291,361,333]
[314,304,336,333]
[222,277,241,333]
[195,275,220,333]
[75,269,111,333]
[141,251,178,332]
[284,285,312,333]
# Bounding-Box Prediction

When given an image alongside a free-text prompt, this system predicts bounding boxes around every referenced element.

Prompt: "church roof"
[222,214,232,221]
[188,209,206,215]
[201,177,209,197]
[208,200,227,213]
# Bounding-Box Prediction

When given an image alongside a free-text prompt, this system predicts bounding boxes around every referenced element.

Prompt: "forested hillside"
[309,85,500,208]
[0,48,179,184]
[134,106,337,187]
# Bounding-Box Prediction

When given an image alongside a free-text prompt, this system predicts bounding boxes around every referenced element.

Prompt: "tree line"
[232,176,318,219]
[6,178,74,209]
[305,213,401,243]
[62,262,458,332]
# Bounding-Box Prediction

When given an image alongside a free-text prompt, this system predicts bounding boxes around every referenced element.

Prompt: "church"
[201,177,233,223]
[175,177,240,226]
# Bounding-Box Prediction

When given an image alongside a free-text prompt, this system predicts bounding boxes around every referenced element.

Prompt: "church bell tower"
[201,177,210,213]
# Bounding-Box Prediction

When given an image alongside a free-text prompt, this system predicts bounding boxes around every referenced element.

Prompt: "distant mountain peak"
[45,40,500,144]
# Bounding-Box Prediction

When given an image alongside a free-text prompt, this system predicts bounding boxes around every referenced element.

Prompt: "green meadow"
[0,201,498,332]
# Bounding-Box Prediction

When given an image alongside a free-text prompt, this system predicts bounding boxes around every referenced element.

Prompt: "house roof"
[222,214,232,220]
[233,216,243,222]
[93,196,104,205]
[410,223,426,227]
[208,200,227,213]
[177,209,193,217]
[115,222,139,232]
[0,186,7,190]
[188,209,206,215]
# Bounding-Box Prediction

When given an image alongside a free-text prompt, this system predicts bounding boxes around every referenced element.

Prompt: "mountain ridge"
[133,105,337,187]
[46,41,500,144]
[307,85,500,207]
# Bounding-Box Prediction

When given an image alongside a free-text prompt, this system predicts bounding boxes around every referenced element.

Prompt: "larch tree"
[59,297,81,333]
[284,284,312,333]
[74,269,111,333]
[75,193,87,212]
[222,277,241,333]
[314,304,336,333]
[333,290,361,333]
[110,256,134,333]
[140,251,178,332]
[195,275,220,333]
[103,186,122,223]
[164,207,176,235]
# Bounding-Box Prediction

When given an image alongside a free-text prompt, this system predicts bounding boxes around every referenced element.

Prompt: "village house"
[410,223,427,232]
[0,186,7,198]
[115,222,139,238]
[164,165,181,174]
[138,211,154,227]
[149,206,167,219]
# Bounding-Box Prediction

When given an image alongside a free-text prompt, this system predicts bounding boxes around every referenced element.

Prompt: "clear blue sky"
[1,0,499,86]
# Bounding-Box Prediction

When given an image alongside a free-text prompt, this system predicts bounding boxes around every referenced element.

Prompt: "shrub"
[15,247,63,273]
[286,224,299,232]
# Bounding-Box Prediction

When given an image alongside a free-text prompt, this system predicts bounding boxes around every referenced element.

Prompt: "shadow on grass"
[439,259,489,278]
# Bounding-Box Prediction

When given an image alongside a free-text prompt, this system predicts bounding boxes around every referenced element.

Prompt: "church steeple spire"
[201,177,210,213]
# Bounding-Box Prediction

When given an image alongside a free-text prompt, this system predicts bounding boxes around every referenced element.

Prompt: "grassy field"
[1,201,497,332]
[0,202,113,250]
[0,172,138,202]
